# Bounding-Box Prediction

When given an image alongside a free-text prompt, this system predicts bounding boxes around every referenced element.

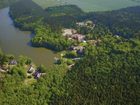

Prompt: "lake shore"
[0,7,59,68]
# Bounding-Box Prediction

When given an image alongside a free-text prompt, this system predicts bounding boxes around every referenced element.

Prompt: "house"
[72,58,81,61]
[77,47,85,55]
[9,60,17,65]
[71,34,86,42]
[76,22,85,27]
[85,20,94,26]
[0,66,7,73]
[33,70,41,79]
[1,64,9,71]
[70,46,85,55]
[62,29,77,36]
[76,20,95,29]
[82,40,87,43]
[28,65,36,73]
[115,35,120,38]
[62,28,86,42]
[68,64,75,69]
[88,39,101,46]
[54,57,61,64]
[88,40,97,46]
[70,46,84,51]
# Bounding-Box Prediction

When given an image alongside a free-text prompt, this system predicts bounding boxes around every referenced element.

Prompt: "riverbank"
[8,0,140,68]
[0,7,59,67]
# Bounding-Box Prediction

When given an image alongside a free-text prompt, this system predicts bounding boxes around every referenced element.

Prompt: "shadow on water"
[27,33,34,47]
[27,33,58,55]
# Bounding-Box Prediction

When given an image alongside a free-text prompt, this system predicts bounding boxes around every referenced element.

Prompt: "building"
[65,34,85,42]
[62,29,77,36]
[70,46,85,55]
[72,58,81,61]
[33,70,41,79]
[76,20,95,29]
[71,34,86,42]
[28,65,36,73]
[68,64,75,69]
[54,57,61,64]
[9,60,17,65]
[88,39,101,46]
[76,22,85,27]
[62,29,86,42]
[88,40,97,46]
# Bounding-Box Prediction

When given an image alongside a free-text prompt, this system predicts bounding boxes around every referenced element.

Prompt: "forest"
[50,36,140,105]
[0,35,140,105]
[0,0,140,105]
[9,0,140,51]
[31,25,74,51]
[0,48,68,105]
[84,6,140,38]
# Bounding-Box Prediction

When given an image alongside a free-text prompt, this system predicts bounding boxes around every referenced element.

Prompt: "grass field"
[32,0,140,12]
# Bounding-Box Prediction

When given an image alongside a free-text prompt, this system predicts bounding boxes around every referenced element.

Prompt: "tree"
[9,66,27,79]
[38,65,47,73]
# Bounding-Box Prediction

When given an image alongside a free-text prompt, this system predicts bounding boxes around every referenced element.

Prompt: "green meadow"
[33,0,140,12]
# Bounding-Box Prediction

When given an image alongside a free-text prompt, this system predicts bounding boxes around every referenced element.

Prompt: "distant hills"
[10,0,140,39]
[83,6,140,38]
[0,0,140,105]
[33,0,140,12]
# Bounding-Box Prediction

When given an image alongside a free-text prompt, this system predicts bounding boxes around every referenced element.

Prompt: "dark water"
[0,7,59,67]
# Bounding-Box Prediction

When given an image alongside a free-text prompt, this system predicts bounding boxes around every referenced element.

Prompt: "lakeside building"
[62,28,86,42]
[76,20,95,29]
[28,65,36,73]
[9,60,17,65]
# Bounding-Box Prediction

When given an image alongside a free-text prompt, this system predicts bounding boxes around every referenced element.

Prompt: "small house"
[68,64,75,69]
[28,65,36,73]
[70,46,85,55]
[76,20,95,29]
[9,60,17,65]
[62,29,77,36]
[72,58,81,61]
[54,57,61,64]
[33,70,41,79]
[71,34,86,42]
[88,40,97,46]
[76,22,85,27]
[88,39,101,46]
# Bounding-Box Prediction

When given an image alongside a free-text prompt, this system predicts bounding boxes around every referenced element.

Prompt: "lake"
[0,0,140,67]
[33,0,140,12]
[0,7,59,67]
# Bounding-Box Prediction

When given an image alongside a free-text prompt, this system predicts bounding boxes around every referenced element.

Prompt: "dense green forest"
[9,0,84,29]
[9,0,140,38]
[9,0,140,51]
[50,35,140,105]
[9,0,44,31]
[0,35,140,105]
[0,0,140,105]
[31,25,74,51]
[84,6,140,38]
[10,0,83,51]
[45,5,84,17]
[0,48,68,105]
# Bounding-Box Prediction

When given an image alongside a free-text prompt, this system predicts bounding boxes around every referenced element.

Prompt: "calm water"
[33,0,140,12]
[0,7,59,67]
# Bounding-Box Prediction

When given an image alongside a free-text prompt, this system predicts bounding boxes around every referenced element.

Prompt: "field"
[32,0,140,12]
